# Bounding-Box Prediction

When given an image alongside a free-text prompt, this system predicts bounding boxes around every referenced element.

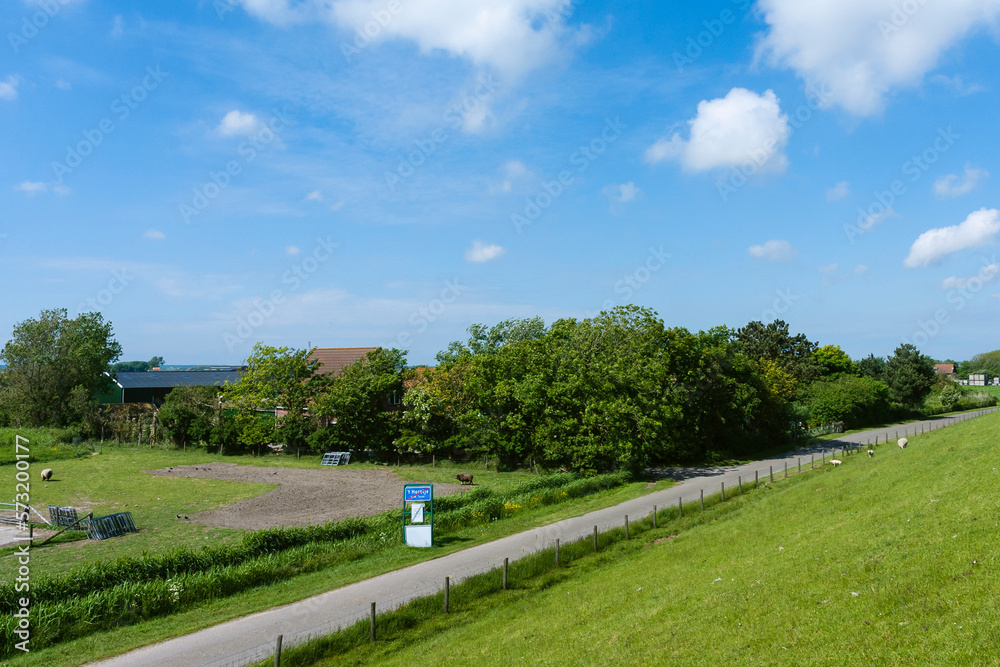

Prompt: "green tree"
[803,375,892,428]
[435,317,546,364]
[884,344,936,410]
[311,348,406,455]
[814,344,856,378]
[158,385,219,449]
[734,320,819,384]
[223,344,320,455]
[0,308,122,427]
[856,354,887,381]
[939,383,961,411]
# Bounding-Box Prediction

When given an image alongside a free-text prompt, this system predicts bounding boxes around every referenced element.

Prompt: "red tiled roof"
[308,347,379,377]
[935,363,956,374]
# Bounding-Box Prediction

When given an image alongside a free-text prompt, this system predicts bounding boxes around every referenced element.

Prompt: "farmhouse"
[309,347,379,377]
[934,363,956,379]
[99,368,242,405]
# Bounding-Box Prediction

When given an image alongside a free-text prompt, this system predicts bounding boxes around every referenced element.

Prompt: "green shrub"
[802,375,893,428]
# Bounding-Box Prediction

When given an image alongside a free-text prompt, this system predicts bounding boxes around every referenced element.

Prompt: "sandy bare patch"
[146,463,470,530]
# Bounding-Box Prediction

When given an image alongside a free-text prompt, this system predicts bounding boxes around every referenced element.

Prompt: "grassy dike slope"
[361,414,1000,666]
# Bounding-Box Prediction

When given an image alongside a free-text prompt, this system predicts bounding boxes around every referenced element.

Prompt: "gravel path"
[88,409,997,667]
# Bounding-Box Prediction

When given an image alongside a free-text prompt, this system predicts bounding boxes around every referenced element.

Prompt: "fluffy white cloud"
[143,229,166,240]
[645,88,790,173]
[904,208,1000,268]
[14,181,69,196]
[942,264,1000,289]
[491,159,531,194]
[748,239,797,261]
[217,110,261,137]
[855,264,869,276]
[756,0,1000,116]
[305,190,324,201]
[826,181,850,201]
[237,0,577,77]
[0,75,20,101]
[465,240,505,263]
[934,165,989,199]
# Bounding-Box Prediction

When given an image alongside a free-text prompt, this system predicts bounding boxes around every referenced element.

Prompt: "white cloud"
[217,110,261,137]
[143,229,166,240]
[55,78,71,91]
[0,75,21,101]
[826,181,850,201]
[748,239,797,262]
[305,190,324,201]
[934,165,989,199]
[819,262,839,285]
[930,73,986,95]
[645,88,790,173]
[756,0,1000,116]
[855,264,869,276]
[286,245,301,256]
[942,264,1000,289]
[14,181,47,196]
[603,182,642,202]
[491,159,531,194]
[904,208,1000,268]
[465,240,505,263]
[237,0,579,78]
[111,14,124,37]
[14,181,69,196]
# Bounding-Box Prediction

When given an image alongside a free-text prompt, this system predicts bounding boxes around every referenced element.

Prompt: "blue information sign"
[405,485,432,502]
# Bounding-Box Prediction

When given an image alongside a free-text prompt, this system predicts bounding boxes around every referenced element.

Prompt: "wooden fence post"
[654,505,658,527]
[770,465,774,482]
[445,577,450,613]
[738,476,742,494]
[721,482,725,502]
[798,458,801,473]
[555,539,560,567]
[503,557,508,590]
[811,454,814,469]
[700,489,704,510]
[625,515,630,539]
[784,462,788,478]
[594,525,598,551]
[755,470,759,488]
[370,602,376,642]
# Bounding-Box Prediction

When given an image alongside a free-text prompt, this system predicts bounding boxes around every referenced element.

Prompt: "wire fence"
[161,408,1000,666]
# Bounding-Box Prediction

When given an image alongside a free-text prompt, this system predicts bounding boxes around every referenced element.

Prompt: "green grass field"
[281,411,1000,666]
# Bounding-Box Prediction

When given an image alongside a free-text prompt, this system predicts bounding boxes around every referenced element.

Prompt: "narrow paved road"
[87,409,997,667]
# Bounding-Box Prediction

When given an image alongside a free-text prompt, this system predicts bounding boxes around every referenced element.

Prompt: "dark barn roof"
[111,370,242,389]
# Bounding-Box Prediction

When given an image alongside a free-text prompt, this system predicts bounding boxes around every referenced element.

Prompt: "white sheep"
[868,450,875,458]
[40,469,53,481]
[898,437,908,449]
[829,459,842,466]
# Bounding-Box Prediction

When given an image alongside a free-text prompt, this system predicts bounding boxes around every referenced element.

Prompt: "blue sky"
[1,0,998,366]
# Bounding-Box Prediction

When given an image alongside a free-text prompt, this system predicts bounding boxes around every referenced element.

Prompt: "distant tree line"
[1,306,994,472]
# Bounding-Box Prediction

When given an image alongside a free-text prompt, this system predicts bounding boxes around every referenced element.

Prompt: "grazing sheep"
[868,450,875,458]
[898,437,908,449]
[455,473,474,485]
[40,469,53,481]
[829,459,842,466]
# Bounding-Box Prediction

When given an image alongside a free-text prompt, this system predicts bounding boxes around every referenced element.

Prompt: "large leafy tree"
[435,317,546,364]
[0,308,122,427]
[311,347,406,454]
[856,354,887,381]
[223,344,320,455]
[814,344,856,378]
[735,320,819,384]
[884,344,936,410]
[158,385,219,449]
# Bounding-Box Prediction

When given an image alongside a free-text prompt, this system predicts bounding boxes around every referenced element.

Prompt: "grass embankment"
[272,411,1000,666]
[0,448,669,667]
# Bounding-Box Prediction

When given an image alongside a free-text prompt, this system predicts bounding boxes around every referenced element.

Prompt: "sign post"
[402,484,433,547]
